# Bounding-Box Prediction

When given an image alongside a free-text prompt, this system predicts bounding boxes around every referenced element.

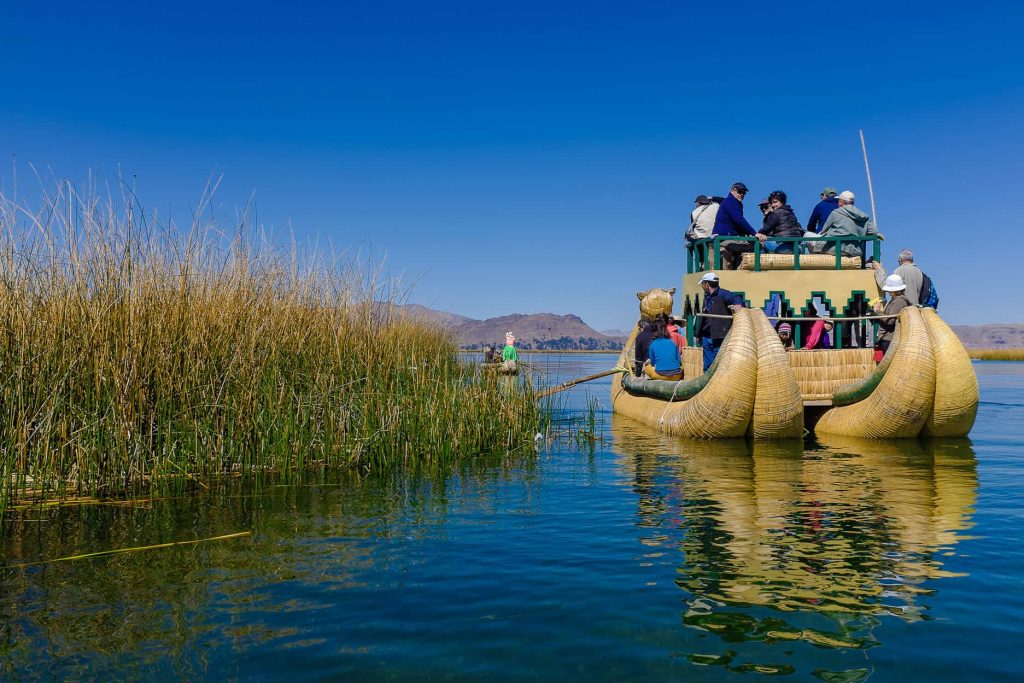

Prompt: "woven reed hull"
[921,308,978,437]
[815,307,936,438]
[611,310,758,438]
[749,310,804,439]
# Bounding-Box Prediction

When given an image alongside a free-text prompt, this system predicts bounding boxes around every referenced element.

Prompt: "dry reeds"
[0,176,539,520]
[967,348,1024,361]
[922,308,979,437]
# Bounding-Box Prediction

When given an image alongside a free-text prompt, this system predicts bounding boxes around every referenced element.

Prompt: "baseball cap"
[731,182,749,194]
[699,273,720,284]
[837,190,855,202]
[821,187,837,196]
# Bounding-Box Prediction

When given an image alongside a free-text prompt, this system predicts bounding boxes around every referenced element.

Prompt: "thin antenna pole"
[859,129,878,227]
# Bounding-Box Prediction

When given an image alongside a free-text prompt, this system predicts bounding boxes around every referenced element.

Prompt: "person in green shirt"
[501,332,518,371]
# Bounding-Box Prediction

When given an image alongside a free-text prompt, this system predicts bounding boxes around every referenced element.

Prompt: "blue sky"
[2,0,1021,330]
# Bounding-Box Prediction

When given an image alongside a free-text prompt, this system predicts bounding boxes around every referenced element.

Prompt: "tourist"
[803,319,834,349]
[687,195,720,270]
[815,190,880,257]
[758,197,772,228]
[757,190,803,253]
[874,274,910,357]
[501,332,518,372]
[806,187,839,233]
[483,344,497,363]
[777,322,795,350]
[696,272,745,371]
[711,182,758,269]
[872,248,923,306]
[633,318,656,376]
[667,315,687,354]
[643,318,684,380]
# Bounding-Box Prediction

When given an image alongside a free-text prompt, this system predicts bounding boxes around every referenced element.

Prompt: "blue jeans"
[702,338,723,371]
[763,241,793,253]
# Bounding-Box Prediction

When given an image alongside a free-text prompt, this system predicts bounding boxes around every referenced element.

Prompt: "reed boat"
[611,235,978,439]
[481,361,519,376]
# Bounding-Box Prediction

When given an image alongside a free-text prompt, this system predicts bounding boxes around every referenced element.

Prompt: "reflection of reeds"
[0,178,539,520]
[967,348,1024,361]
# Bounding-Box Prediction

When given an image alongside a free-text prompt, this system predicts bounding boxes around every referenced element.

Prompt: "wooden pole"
[859,129,878,227]
[535,369,623,398]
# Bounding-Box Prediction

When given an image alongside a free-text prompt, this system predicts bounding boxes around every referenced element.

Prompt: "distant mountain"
[600,328,632,339]
[399,305,626,351]
[951,323,1024,348]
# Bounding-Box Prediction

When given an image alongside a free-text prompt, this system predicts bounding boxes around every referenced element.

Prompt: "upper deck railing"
[686,235,882,274]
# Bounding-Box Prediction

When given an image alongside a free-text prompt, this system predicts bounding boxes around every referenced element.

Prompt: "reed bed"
[0,177,540,521]
[967,348,1024,361]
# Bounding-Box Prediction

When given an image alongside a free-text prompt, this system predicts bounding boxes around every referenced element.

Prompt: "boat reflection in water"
[611,414,977,673]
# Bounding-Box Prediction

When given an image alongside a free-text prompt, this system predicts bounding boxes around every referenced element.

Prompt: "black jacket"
[759,205,803,239]
[634,322,655,375]
[698,287,744,341]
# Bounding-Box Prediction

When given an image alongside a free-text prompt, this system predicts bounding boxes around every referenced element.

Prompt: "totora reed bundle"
[0,176,539,518]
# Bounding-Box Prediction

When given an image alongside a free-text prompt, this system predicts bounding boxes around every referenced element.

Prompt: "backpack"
[919,272,940,309]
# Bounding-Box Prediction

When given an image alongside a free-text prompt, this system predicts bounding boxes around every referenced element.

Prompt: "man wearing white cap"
[696,272,745,371]
[816,190,880,257]
[874,274,909,356]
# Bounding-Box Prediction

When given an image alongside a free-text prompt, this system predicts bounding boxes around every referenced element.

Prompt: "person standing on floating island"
[501,332,518,372]
[874,274,910,358]
[696,272,745,371]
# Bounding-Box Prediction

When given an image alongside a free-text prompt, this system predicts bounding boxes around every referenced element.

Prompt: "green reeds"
[967,348,1024,361]
[0,177,540,520]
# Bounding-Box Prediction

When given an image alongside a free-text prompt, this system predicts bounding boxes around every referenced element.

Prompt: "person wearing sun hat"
[500,332,518,372]
[806,187,839,234]
[873,274,910,357]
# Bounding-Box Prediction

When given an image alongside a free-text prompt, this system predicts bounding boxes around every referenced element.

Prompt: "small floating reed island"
[0,179,539,523]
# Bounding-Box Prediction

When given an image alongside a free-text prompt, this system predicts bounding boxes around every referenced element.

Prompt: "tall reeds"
[967,348,1024,361]
[0,176,539,517]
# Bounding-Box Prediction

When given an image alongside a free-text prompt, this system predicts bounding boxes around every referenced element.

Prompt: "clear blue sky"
[2,0,1021,330]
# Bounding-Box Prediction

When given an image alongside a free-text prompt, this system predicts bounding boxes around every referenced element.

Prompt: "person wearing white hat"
[696,272,745,371]
[501,332,518,372]
[874,274,909,356]
[815,189,881,257]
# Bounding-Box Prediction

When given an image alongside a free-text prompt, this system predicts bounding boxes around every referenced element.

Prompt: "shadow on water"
[611,414,978,679]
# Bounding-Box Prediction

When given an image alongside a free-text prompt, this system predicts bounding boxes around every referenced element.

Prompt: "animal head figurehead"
[636,287,676,321]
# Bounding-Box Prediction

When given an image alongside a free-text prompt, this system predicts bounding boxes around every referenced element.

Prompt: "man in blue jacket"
[696,272,745,370]
[806,187,839,233]
[712,182,757,269]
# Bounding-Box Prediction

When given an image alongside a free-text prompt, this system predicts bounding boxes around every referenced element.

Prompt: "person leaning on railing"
[874,275,910,356]
[756,190,803,254]
[696,272,744,371]
[711,182,758,269]
[813,190,881,257]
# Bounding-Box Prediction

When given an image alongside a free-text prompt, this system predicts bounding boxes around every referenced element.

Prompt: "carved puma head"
[636,287,675,320]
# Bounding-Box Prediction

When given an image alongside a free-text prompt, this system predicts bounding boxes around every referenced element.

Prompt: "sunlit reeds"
[967,348,1024,361]
[0,175,539,519]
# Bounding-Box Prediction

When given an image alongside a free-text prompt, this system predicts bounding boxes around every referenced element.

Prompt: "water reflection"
[0,456,538,680]
[612,416,977,669]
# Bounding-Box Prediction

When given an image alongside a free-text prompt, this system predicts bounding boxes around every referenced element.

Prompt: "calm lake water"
[2,356,1022,681]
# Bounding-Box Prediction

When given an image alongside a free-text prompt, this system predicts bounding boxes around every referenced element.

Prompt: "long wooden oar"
[535,368,625,398]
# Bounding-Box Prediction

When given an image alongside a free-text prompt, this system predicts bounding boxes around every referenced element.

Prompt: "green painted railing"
[685,235,882,274]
